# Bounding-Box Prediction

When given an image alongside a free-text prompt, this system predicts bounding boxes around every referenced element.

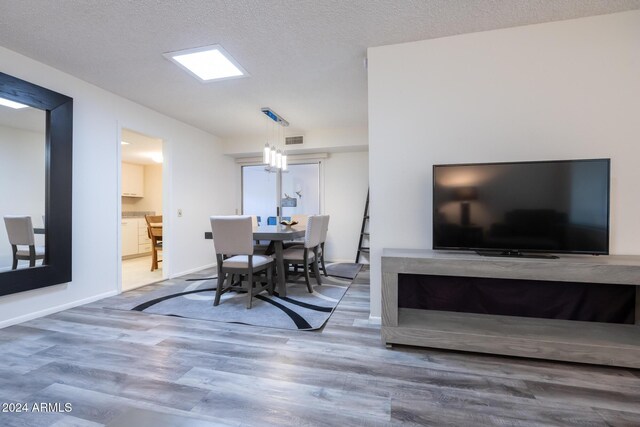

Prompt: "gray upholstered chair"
[282,214,323,292]
[284,214,309,249]
[318,215,330,277]
[249,214,270,252]
[210,216,275,309]
[286,215,330,276]
[3,215,45,270]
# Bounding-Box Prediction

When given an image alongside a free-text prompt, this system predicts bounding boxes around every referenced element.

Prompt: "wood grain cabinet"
[122,163,144,197]
[381,249,640,369]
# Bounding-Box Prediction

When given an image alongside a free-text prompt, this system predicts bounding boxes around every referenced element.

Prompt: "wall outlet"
[177,208,183,217]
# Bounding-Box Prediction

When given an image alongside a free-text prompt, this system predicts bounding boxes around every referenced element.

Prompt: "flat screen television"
[433,159,610,257]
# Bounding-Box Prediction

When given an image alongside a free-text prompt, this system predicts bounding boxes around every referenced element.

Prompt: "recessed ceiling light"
[149,152,163,163]
[0,97,29,109]
[163,44,248,82]
[121,141,130,145]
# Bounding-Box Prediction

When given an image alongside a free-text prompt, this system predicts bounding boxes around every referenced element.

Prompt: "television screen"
[433,159,610,255]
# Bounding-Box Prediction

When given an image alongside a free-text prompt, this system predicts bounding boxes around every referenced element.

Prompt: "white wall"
[225,127,368,155]
[0,124,45,270]
[324,151,369,263]
[0,46,236,327]
[368,11,640,318]
[226,129,369,263]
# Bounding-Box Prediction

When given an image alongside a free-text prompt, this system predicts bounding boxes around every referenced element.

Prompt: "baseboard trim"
[0,290,119,330]
[368,315,382,325]
[169,263,216,279]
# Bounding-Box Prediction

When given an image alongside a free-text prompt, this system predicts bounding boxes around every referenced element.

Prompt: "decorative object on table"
[280,219,298,226]
[105,266,356,331]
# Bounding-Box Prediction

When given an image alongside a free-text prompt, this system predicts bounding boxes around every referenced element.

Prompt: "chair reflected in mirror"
[3,215,44,270]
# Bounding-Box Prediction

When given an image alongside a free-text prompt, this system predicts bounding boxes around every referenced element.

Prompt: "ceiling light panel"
[164,44,248,82]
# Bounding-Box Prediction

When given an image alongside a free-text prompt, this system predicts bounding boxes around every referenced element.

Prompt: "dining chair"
[250,214,269,252]
[210,216,275,309]
[284,215,329,276]
[3,216,45,269]
[284,214,309,249]
[318,215,330,276]
[144,215,163,271]
[282,215,323,292]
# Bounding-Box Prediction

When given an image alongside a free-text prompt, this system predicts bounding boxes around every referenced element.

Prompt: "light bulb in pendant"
[270,147,277,167]
[282,153,288,171]
[276,150,282,168]
[263,143,270,164]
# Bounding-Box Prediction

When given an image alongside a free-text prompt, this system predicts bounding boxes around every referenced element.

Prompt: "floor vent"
[285,136,303,145]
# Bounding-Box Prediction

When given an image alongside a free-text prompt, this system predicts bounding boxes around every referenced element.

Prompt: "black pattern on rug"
[106,266,359,330]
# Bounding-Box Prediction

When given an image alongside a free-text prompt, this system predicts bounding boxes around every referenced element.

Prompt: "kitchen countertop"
[122,211,155,218]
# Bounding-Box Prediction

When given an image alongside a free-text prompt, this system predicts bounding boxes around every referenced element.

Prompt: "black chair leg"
[303,263,313,293]
[214,272,225,306]
[267,265,274,295]
[312,258,322,286]
[246,270,254,309]
[321,254,327,277]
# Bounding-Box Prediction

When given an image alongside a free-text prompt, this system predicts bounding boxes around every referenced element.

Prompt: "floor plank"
[0,269,638,426]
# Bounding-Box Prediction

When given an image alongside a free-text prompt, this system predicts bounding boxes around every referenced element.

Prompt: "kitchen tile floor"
[122,255,163,291]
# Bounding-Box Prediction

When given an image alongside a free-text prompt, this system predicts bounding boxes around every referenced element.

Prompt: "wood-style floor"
[1,269,639,426]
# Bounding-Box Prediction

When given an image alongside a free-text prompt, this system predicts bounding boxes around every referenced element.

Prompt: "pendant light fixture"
[261,107,289,171]
[281,124,288,171]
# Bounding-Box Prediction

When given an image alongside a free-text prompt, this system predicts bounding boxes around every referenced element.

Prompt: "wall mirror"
[0,72,72,296]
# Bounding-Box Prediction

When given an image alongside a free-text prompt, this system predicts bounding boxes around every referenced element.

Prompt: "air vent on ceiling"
[285,136,303,145]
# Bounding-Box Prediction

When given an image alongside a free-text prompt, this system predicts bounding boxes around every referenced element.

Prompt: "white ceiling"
[121,128,163,165]
[0,0,638,139]
[0,106,45,134]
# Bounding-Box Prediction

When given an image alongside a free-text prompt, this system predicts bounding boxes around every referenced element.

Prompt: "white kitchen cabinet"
[138,218,152,254]
[122,163,144,197]
[121,219,139,256]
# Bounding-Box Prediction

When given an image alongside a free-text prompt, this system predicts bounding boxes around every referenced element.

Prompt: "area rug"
[324,262,363,280]
[108,272,355,331]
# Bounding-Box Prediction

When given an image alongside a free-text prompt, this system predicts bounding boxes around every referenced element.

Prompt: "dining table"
[252,224,305,297]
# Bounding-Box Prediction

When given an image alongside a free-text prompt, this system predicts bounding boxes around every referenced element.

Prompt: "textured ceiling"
[0,0,638,139]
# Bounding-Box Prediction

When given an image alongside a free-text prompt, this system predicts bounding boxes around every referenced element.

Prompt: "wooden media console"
[381,249,640,368]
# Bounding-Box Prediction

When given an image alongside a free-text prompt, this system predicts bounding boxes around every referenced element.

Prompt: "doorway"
[120,128,164,291]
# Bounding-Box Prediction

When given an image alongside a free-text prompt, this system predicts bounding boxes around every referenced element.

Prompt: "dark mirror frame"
[0,72,72,296]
